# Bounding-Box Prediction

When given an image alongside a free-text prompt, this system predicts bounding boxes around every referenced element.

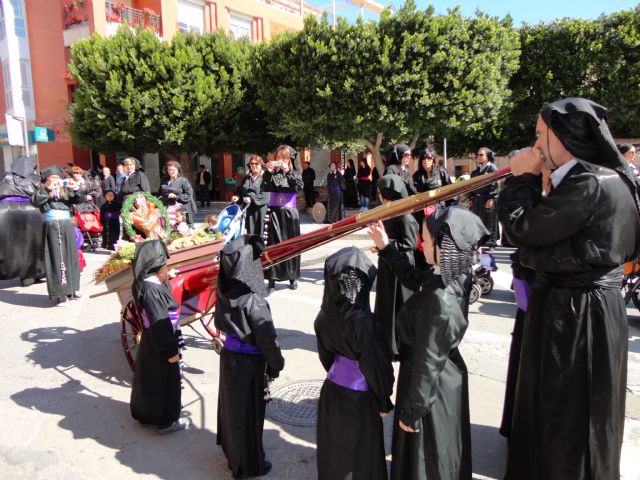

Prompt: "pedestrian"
[617,143,638,177]
[412,146,452,196]
[468,147,499,248]
[326,161,345,223]
[129,240,188,434]
[356,158,372,211]
[262,145,303,293]
[196,164,212,208]
[497,97,640,480]
[114,163,125,195]
[159,160,197,225]
[384,144,416,195]
[118,157,150,203]
[0,156,45,285]
[368,205,488,480]
[214,234,284,479]
[301,160,316,209]
[343,159,359,209]
[100,190,121,250]
[101,166,116,195]
[314,246,394,480]
[374,174,419,358]
[70,165,101,212]
[231,155,269,238]
[31,165,83,306]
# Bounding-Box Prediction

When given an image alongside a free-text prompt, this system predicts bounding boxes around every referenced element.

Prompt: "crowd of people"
[1,97,639,479]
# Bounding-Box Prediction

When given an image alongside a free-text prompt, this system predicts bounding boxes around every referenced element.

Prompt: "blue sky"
[306,0,639,25]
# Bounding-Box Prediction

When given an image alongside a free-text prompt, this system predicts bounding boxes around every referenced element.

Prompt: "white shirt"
[550,158,578,189]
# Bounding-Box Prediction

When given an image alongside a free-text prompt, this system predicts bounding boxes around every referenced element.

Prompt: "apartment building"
[0,0,330,178]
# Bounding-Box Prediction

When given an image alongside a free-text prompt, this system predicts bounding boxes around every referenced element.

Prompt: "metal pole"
[443,137,447,170]
[22,117,29,158]
[332,0,336,27]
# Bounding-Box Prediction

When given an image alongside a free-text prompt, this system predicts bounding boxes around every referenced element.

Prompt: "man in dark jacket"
[497,97,640,480]
[301,160,316,208]
[196,164,212,208]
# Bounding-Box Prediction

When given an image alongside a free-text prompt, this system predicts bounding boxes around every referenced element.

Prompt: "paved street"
[1,208,639,479]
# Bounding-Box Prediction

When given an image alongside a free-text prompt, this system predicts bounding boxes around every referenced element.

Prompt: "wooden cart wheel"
[197,299,225,355]
[121,299,143,370]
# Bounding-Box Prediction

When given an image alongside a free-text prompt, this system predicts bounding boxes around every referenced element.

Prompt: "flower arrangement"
[143,7,157,17]
[63,0,88,28]
[121,192,171,242]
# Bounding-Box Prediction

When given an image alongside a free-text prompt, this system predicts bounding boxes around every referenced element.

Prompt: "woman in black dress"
[158,159,197,225]
[356,159,371,211]
[326,161,345,223]
[468,147,498,247]
[231,155,269,238]
[262,145,303,292]
[343,159,359,209]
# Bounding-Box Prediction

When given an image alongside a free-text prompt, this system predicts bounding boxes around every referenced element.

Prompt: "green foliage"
[253,2,520,167]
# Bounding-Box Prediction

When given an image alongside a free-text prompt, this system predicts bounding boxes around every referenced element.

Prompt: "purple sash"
[329,186,342,194]
[103,210,119,220]
[512,277,531,312]
[224,333,262,356]
[327,354,369,392]
[268,192,296,208]
[141,308,180,331]
[0,196,29,203]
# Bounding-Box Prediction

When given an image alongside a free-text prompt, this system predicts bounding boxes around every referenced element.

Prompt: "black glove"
[266,365,280,380]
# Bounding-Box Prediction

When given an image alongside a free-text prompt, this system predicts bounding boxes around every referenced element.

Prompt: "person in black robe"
[384,143,416,195]
[301,160,316,208]
[412,146,452,196]
[119,156,151,202]
[370,166,380,203]
[326,161,345,223]
[100,190,121,250]
[314,246,394,480]
[262,145,303,292]
[343,159,359,209]
[374,174,419,358]
[356,159,372,211]
[231,155,269,238]
[214,234,285,479]
[497,97,640,480]
[129,240,187,434]
[158,159,197,224]
[468,147,499,248]
[31,166,83,306]
[0,156,45,284]
[369,205,488,480]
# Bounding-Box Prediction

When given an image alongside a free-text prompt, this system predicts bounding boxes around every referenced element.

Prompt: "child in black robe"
[369,205,489,480]
[99,189,120,250]
[130,240,187,434]
[215,234,284,479]
[314,246,394,480]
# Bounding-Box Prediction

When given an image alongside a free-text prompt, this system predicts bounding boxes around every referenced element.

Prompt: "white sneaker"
[71,291,82,300]
[56,299,69,307]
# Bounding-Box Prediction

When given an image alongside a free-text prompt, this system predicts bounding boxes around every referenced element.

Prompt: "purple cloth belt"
[327,354,369,391]
[512,277,531,312]
[268,192,296,208]
[74,227,83,249]
[329,186,342,194]
[168,308,180,331]
[0,196,30,203]
[103,211,119,220]
[224,333,262,356]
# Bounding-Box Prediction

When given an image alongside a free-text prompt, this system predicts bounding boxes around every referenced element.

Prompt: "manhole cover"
[266,380,324,427]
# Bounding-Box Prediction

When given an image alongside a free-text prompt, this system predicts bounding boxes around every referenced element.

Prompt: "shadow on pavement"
[275,328,317,353]
[11,380,231,480]
[471,423,507,479]
[0,289,52,307]
[21,324,133,387]
[475,289,517,319]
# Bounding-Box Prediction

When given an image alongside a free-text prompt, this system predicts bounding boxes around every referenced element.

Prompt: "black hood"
[132,240,170,306]
[425,204,489,251]
[384,143,410,166]
[218,234,266,296]
[321,246,376,312]
[377,174,408,200]
[11,156,35,178]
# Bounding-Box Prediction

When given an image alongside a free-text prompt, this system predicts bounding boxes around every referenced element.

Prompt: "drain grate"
[266,380,324,427]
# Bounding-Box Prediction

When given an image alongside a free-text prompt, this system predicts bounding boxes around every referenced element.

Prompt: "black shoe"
[289,279,298,290]
[263,461,272,475]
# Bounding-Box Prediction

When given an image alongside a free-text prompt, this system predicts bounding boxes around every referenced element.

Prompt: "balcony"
[63,0,90,29]
[256,0,322,17]
[105,2,161,35]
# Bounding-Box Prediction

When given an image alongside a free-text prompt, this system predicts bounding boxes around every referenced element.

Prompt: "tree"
[253,1,520,170]
[68,26,267,178]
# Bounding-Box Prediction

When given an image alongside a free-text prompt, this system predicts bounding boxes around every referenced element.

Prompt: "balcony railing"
[63,0,90,29]
[105,2,161,34]
[256,0,321,17]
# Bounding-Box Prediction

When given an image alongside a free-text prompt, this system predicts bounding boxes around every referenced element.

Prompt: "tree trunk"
[358,132,385,175]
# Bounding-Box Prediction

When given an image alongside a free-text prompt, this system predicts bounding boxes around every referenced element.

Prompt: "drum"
[311,202,326,223]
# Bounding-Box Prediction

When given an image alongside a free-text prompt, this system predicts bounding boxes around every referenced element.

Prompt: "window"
[229,14,251,40]
[2,62,12,111]
[177,0,204,34]
[19,59,31,108]
[0,4,5,40]
[10,0,25,37]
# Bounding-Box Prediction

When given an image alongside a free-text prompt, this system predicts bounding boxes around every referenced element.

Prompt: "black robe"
[100,200,121,250]
[374,214,418,357]
[356,166,371,199]
[118,170,151,202]
[497,161,640,480]
[314,247,394,480]
[130,281,182,427]
[0,170,44,281]
[261,169,303,282]
[31,187,82,302]
[343,166,359,208]
[384,164,415,195]
[233,173,268,238]
[215,269,284,478]
[379,245,472,480]
[326,171,345,223]
[302,167,316,208]
[469,163,499,246]
[158,176,197,223]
